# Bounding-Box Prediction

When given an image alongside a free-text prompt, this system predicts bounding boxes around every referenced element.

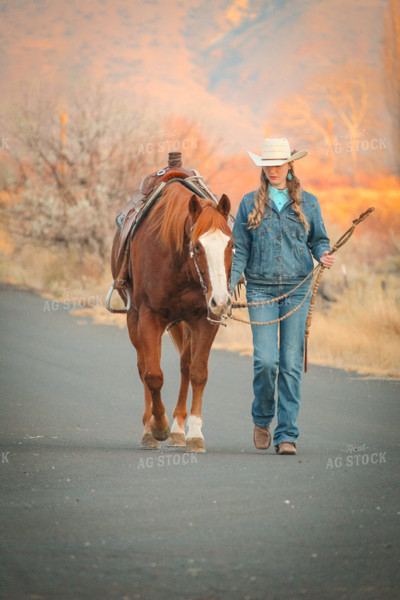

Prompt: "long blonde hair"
[247,164,309,231]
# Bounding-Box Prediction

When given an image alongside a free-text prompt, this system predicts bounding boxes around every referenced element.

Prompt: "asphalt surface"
[0,283,399,600]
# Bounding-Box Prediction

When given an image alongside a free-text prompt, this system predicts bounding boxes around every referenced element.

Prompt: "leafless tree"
[382,0,400,173]
[274,65,382,184]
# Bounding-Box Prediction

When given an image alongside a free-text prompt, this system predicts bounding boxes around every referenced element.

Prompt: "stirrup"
[106,282,132,314]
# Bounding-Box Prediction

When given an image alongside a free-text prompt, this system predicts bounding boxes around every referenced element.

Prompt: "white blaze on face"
[198,229,231,314]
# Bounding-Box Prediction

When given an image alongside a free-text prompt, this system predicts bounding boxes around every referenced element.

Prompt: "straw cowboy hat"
[248,138,308,167]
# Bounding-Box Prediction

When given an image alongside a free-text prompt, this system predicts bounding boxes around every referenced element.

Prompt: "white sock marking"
[187,415,204,440]
[171,418,185,434]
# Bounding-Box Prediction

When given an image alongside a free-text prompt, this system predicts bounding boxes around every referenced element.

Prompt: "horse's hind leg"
[127,308,160,448]
[168,323,191,447]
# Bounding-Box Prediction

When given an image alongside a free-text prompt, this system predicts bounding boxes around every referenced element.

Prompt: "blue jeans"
[246,282,311,446]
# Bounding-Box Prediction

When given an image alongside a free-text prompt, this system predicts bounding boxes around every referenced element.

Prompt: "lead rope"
[230,262,319,331]
[304,206,374,371]
[228,207,375,370]
[231,265,317,312]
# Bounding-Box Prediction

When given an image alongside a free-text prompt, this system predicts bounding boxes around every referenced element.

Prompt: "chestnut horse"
[112,181,234,452]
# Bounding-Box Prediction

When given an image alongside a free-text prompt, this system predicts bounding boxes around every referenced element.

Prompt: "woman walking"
[230,138,335,455]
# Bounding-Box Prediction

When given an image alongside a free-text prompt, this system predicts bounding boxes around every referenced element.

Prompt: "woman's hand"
[320,251,335,268]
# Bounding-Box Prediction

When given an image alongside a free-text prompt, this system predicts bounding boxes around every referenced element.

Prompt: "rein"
[185,173,219,204]
[228,207,375,368]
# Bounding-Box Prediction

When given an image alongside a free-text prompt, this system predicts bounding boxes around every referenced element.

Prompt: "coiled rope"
[228,207,375,371]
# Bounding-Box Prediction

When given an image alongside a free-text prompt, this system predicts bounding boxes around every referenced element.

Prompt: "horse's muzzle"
[209,292,232,316]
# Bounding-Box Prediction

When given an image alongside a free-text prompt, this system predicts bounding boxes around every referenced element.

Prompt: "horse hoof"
[186,437,206,453]
[151,425,171,442]
[168,432,186,447]
[141,432,160,449]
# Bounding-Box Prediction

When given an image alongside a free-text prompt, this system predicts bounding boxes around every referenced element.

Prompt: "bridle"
[189,239,208,296]
[189,230,233,327]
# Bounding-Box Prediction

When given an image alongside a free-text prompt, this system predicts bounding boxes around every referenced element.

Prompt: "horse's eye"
[194,243,202,253]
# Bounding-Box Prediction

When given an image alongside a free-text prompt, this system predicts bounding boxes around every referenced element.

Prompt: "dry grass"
[307,276,400,378]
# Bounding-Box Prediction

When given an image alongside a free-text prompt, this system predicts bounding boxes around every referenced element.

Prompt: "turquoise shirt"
[269,186,289,212]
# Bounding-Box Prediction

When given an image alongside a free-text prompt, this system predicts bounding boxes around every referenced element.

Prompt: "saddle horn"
[168,152,182,168]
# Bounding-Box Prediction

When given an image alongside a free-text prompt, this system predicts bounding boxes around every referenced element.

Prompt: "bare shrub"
[0,82,155,258]
[0,83,229,263]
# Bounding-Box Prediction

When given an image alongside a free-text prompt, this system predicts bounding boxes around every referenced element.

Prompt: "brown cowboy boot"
[275,442,297,455]
[253,426,271,450]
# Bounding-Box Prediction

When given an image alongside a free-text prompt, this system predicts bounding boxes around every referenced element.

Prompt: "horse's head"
[188,194,234,318]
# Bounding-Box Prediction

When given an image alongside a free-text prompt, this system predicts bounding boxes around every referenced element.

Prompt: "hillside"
[0,0,387,152]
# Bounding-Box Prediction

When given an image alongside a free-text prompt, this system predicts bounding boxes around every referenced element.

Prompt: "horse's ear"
[217,194,231,218]
[188,194,202,223]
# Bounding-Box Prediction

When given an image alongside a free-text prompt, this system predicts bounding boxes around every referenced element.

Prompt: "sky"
[0,0,388,153]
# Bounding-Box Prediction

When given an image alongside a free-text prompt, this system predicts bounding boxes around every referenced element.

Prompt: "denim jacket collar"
[266,187,306,215]
[266,196,293,215]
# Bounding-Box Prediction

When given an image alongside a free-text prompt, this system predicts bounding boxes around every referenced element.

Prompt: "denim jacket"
[230,189,330,289]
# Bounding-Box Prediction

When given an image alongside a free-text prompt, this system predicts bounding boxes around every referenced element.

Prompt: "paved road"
[0,283,399,600]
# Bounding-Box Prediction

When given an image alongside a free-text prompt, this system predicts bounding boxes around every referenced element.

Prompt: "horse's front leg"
[127,307,160,448]
[137,307,170,441]
[168,323,191,447]
[186,319,219,453]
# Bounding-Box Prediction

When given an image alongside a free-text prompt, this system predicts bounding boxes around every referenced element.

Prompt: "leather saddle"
[107,153,207,313]
[115,165,198,259]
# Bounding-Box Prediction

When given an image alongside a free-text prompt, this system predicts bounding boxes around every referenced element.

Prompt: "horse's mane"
[148,182,228,254]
